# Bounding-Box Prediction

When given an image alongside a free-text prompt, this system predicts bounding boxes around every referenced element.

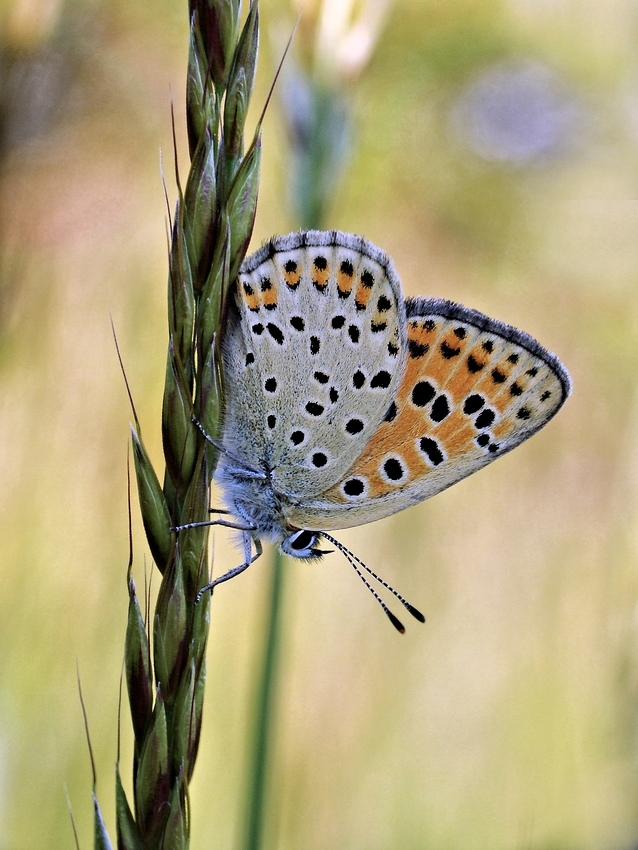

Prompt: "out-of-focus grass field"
[1,0,637,847]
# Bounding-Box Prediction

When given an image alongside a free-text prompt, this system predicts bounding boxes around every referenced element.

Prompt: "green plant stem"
[243,548,285,850]
[241,71,338,844]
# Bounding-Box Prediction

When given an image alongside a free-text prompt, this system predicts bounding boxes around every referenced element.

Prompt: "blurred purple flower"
[451,59,580,165]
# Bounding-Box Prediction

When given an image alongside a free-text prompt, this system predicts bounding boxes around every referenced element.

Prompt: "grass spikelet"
[93,2,262,846]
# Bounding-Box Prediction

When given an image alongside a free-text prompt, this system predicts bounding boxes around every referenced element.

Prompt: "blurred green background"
[0,0,635,847]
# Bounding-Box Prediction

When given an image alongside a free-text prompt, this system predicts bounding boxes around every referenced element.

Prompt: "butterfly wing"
[285,297,571,530]
[221,231,407,499]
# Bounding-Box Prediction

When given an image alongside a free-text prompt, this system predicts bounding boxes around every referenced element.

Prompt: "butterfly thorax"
[217,455,324,558]
[217,457,287,541]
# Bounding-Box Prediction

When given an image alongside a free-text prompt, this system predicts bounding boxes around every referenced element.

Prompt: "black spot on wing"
[353,371,366,389]
[409,339,429,358]
[370,370,391,389]
[463,394,484,415]
[290,316,305,331]
[419,437,444,466]
[384,401,397,422]
[343,478,365,496]
[412,381,436,407]
[383,458,404,481]
[441,340,461,359]
[267,323,284,345]
[475,409,495,429]
[346,418,364,434]
[305,402,324,416]
[430,395,450,422]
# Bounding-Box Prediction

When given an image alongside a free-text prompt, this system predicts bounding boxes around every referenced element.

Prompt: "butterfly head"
[281,528,326,559]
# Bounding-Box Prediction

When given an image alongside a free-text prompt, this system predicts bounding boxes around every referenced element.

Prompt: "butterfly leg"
[171,517,255,532]
[194,533,263,604]
[191,415,266,479]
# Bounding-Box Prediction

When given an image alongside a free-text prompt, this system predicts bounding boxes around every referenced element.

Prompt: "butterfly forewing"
[285,297,570,531]
[222,231,407,499]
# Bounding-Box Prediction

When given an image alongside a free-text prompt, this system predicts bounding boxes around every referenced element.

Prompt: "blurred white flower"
[450,59,581,165]
[5,0,62,47]
[288,0,393,82]
[275,0,394,226]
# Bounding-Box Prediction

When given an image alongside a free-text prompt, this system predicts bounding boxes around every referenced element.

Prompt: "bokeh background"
[0,0,636,847]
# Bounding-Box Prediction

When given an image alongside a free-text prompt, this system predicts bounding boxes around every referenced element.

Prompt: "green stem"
[241,83,339,850]
[242,548,285,850]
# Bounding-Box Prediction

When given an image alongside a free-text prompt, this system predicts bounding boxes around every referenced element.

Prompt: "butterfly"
[195,230,571,630]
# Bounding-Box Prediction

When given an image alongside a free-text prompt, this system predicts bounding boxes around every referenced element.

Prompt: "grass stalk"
[243,550,285,850]
[93,2,262,847]
[240,48,351,850]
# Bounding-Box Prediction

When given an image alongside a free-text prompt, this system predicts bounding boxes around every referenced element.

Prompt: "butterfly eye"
[288,529,316,551]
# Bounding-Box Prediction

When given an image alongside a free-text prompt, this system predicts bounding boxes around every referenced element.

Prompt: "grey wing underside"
[220,231,408,500]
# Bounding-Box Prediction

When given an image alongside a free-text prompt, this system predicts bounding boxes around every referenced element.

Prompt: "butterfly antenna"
[322,533,425,625]
[322,533,405,633]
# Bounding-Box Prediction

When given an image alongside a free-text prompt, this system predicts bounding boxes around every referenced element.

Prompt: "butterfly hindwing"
[285,297,571,531]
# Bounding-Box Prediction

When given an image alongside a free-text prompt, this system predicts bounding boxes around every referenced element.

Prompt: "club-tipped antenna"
[322,532,426,626]
[322,533,404,632]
